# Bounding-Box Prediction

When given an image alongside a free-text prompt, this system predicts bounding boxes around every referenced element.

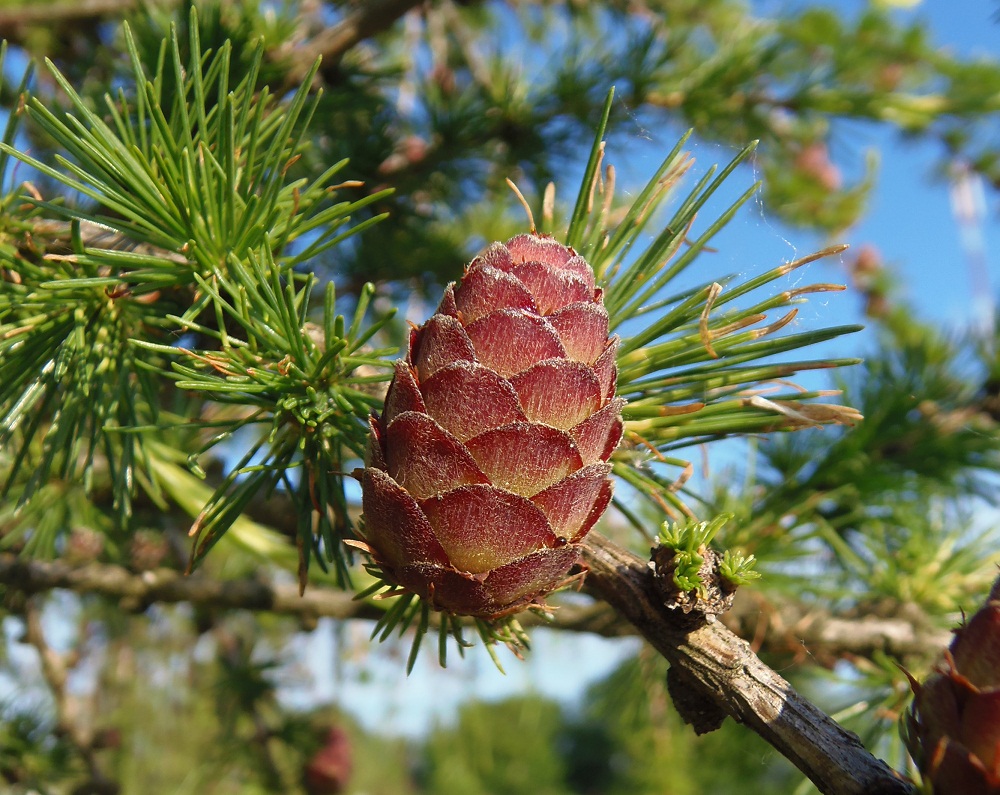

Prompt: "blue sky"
[772,0,998,330]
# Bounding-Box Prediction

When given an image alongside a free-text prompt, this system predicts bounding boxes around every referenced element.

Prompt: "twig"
[0,555,383,621]
[579,532,915,795]
[214,628,290,790]
[0,553,950,663]
[285,0,427,84]
[0,0,139,32]
[721,590,950,665]
[22,598,120,794]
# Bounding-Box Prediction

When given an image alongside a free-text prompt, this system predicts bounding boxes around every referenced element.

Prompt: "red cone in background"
[905,577,1000,794]
[303,726,352,795]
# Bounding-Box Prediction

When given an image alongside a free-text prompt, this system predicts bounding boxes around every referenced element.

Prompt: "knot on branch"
[650,515,758,624]
[651,543,738,622]
[666,665,729,735]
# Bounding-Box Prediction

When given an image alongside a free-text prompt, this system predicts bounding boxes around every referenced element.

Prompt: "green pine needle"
[720,550,762,587]
[558,123,863,520]
[0,11,395,580]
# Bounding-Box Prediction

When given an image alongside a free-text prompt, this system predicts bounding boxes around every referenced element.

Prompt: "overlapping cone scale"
[361,234,624,618]
[905,581,1000,794]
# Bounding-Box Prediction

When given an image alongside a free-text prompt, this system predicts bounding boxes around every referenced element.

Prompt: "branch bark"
[579,532,915,795]
[0,555,382,622]
[721,589,951,663]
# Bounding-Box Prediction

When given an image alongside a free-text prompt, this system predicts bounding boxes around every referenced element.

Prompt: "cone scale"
[905,580,1000,794]
[360,234,623,619]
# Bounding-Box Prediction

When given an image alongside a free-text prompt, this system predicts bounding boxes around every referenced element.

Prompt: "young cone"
[360,234,623,618]
[904,576,1000,794]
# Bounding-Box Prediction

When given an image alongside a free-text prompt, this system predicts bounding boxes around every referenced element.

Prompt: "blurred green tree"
[421,696,571,795]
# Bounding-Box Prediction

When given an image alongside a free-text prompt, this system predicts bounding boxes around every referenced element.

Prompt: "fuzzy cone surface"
[361,234,623,618]
[905,579,1000,794]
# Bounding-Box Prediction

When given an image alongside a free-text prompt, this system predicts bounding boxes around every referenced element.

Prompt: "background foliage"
[0,0,998,793]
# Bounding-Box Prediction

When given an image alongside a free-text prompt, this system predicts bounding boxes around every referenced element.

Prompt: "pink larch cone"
[904,577,1000,794]
[303,727,352,795]
[360,233,623,619]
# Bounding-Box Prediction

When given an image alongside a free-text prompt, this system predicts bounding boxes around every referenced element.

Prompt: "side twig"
[22,598,119,794]
[285,0,428,84]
